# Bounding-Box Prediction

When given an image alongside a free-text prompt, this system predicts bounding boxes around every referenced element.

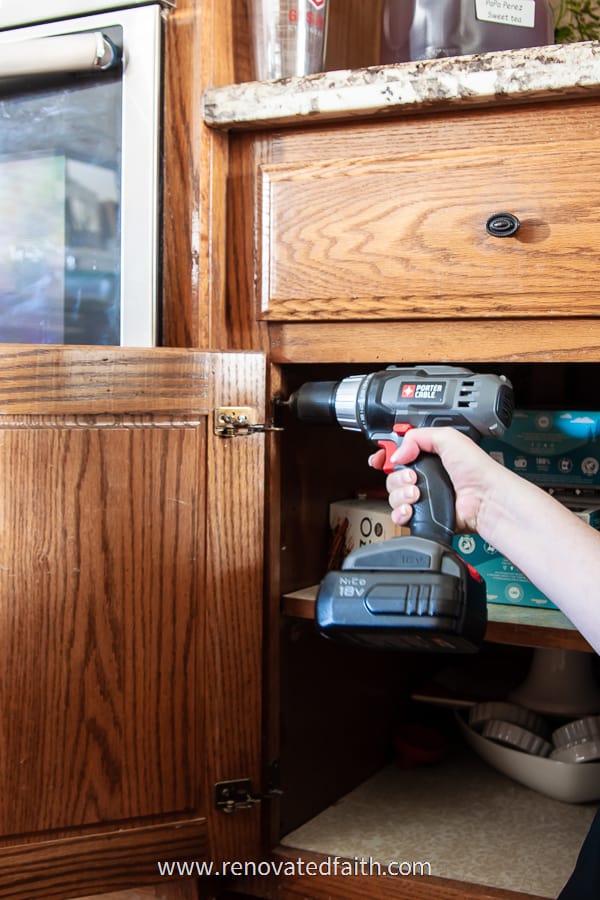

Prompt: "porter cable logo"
[400,382,445,402]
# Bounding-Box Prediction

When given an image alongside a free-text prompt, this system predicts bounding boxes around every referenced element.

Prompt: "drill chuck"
[288,381,338,425]
[287,376,369,430]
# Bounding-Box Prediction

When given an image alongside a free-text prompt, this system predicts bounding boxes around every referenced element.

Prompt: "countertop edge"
[203,40,600,131]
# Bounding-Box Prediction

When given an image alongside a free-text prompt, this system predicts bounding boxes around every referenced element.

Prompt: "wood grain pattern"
[0,421,202,831]
[268,319,600,363]
[325,0,383,71]
[158,6,600,897]
[262,366,284,851]
[73,887,198,900]
[226,134,271,353]
[0,346,213,413]
[202,352,266,865]
[161,0,203,347]
[161,0,235,349]
[257,98,600,166]
[259,142,600,320]
[485,619,593,653]
[0,819,207,900]
[0,347,266,891]
[234,846,545,900]
[226,97,600,339]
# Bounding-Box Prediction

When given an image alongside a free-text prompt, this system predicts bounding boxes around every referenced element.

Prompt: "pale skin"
[370,427,600,655]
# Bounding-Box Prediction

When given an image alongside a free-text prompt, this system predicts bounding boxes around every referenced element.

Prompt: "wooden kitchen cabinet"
[0,347,266,898]
[2,2,599,899]
[207,35,600,900]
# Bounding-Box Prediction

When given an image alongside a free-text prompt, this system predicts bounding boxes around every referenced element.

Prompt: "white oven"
[0,1,164,346]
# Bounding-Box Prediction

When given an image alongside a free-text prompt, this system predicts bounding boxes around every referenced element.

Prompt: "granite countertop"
[203,40,600,131]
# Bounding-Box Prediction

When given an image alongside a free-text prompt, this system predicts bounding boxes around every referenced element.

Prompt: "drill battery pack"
[316,535,487,653]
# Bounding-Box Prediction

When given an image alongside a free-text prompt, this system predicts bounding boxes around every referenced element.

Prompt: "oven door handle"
[0,31,120,79]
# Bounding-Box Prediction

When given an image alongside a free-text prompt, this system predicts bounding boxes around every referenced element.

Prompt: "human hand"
[369,427,501,534]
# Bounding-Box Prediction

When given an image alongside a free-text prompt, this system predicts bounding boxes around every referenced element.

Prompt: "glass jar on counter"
[381,0,555,64]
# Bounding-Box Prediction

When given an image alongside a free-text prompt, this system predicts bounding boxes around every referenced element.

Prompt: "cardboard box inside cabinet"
[452,507,600,610]
[452,533,558,610]
[482,410,600,488]
[474,409,600,608]
[574,506,600,527]
[328,498,409,570]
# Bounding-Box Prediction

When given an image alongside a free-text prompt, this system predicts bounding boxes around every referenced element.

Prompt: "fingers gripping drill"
[287,366,514,652]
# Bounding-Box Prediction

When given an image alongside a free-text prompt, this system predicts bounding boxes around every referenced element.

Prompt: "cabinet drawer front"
[258,144,600,320]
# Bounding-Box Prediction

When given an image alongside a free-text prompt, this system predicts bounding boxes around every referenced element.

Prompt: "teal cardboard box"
[452,504,600,611]
[470,408,600,608]
[453,410,600,609]
[482,409,600,488]
[452,532,558,609]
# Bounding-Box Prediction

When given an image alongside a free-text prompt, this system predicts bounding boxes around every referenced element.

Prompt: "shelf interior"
[282,585,593,653]
[280,744,597,899]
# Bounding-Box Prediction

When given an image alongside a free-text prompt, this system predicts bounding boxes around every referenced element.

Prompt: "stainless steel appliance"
[0,1,163,345]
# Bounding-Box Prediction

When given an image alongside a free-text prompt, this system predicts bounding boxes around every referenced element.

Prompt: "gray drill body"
[289,366,514,652]
[291,365,513,442]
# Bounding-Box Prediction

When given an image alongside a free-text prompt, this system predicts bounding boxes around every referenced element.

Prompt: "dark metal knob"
[486,213,520,238]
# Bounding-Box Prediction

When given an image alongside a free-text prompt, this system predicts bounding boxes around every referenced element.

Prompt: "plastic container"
[381,0,555,64]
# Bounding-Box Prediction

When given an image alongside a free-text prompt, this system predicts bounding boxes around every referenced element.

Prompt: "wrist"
[472,461,518,548]
[476,465,541,552]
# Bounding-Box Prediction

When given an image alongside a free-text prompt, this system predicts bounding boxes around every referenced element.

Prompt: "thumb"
[390,429,431,466]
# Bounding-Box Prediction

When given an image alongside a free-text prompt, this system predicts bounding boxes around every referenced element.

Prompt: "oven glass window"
[0,29,122,344]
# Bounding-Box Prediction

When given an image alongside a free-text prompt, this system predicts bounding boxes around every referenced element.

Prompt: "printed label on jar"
[475,0,536,29]
[289,6,326,29]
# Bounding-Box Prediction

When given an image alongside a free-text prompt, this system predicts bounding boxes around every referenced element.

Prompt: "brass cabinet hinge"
[215,776,283,814]
[214,406,283,438]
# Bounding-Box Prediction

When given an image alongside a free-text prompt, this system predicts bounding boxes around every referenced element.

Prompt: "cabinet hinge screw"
[214,406,283,438]
[214,778,283,814]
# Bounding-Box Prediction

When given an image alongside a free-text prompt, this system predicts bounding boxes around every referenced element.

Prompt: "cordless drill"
[287,366,514,652]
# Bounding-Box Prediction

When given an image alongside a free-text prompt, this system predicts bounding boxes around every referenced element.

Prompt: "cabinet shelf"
[282,585,593,653]
[278,748,597,900]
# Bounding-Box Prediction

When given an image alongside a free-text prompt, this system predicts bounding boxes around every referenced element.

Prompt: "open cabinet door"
[0,347,266,898]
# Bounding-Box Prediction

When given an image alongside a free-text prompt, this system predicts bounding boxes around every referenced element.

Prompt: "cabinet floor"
[281,748,598,898]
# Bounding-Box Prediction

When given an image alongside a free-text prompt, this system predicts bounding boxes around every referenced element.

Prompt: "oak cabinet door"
[0,347,265,896]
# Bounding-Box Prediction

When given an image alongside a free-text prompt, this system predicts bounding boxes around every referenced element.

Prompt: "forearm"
[478,468,600,653]
[383,427,600,652]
